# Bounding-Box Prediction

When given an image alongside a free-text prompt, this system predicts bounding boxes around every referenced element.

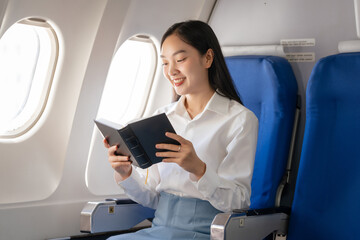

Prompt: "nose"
[168,62,179,76]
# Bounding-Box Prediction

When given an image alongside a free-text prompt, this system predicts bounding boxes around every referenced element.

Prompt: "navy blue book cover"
[128,113,179,167]
[95,113,179,169]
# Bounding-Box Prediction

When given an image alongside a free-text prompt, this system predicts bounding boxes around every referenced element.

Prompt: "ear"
[204,49,214,68]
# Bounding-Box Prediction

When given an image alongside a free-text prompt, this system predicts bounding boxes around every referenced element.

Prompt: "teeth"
[173,78,185,83]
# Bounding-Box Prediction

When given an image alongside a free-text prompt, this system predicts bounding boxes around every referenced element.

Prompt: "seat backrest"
[287,52,360,240]
[225,55,298,209]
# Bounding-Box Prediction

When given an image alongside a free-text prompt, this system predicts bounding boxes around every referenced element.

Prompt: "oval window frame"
[0,18,59,138]
[85,34,158,195]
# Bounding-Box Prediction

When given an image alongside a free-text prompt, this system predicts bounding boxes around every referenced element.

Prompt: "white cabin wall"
[355,0,360,37]
[0,0,107,239]
[0,0,107,203]
[0,0,8,32]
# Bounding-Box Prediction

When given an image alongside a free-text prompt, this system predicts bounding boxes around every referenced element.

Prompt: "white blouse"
[117,91,258,212]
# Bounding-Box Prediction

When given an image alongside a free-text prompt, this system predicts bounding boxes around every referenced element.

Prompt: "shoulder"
[228,100,258,124]
[209,92,258,127]
[225,101,259,141]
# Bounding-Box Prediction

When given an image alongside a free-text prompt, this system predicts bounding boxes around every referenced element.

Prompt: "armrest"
[80,198,155,233]
[211,207,290,240]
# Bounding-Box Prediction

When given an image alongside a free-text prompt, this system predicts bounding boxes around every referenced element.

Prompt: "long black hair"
[161,20,242,105]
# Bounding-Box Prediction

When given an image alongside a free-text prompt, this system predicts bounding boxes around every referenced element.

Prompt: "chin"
[174,87,188,96]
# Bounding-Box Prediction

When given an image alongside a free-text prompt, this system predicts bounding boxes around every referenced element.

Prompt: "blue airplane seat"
[211,52,360,240]
[225,55,298,209]
[287,52,360,240]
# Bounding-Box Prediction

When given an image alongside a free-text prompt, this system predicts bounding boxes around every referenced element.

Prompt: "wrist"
[192,161,206,181]
[114,167,132,182]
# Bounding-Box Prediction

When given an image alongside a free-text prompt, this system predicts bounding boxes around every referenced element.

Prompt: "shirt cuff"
[191,165,220,199]
[117,166,144,191]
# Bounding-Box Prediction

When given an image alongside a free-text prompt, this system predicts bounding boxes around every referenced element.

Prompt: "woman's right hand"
[103,138,132,180]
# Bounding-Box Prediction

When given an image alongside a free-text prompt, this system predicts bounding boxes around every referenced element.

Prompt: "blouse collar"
[167,91,231,117]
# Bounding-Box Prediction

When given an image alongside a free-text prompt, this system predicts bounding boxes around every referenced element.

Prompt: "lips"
[172,77,185,87]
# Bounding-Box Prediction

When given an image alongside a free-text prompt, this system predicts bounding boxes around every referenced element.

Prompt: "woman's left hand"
[155,132,206,180]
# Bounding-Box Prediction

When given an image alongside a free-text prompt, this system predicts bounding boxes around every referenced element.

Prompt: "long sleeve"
[191,111,258,212]
[117,164,161,209]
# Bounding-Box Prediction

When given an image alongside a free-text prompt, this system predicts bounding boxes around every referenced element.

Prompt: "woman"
[105,20,258,239]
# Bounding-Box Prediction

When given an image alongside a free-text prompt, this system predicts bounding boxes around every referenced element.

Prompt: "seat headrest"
[338,40,360,53]
[222,45,285,57]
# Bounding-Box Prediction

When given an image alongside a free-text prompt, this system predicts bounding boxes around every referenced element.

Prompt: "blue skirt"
[108,192,222,240]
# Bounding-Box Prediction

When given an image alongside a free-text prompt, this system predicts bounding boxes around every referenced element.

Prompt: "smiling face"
[160,34,214,97]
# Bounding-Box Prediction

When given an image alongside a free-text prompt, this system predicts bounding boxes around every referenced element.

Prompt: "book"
[94,113,179,169]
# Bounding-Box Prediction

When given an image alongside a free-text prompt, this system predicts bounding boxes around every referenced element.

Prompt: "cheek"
[162,69,174,86]
[182,59,199,74]
[162,67,169,79]
[167,78,174,87]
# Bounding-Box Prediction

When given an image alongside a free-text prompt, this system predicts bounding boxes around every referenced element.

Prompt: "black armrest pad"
[232,206,291,216]
[105,198,137,205]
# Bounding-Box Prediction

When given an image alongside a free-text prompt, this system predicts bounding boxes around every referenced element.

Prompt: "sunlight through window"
[0,19,58,137]
[97,35,157,125]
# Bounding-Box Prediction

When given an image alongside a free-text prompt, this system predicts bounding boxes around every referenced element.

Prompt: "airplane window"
[97,35,157,124]
[86,35,157,195]
[0,19,58,138]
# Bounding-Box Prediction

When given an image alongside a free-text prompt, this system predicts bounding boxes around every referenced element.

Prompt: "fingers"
[108,154,130,162]
[109,157,132,179]
[161,157,178,163]
[155,132,187,152]
[103,138,110,148]
[155,150,179,158]
[155,143,181,165]
[165,132,186,144]
[155,143,181,152]
[109,159,132,168]
[156,132,187,160]
[108,145,130,161]
[103,138,132,179]
[108,152,131,171]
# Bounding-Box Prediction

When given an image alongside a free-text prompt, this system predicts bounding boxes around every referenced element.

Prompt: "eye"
[177,57,186,63]
[161,62,168,66]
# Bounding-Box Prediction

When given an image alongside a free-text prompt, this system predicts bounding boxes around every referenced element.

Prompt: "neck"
[184,88,215,119]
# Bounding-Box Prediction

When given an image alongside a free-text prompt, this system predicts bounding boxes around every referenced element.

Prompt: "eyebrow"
[160,49,186,58]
